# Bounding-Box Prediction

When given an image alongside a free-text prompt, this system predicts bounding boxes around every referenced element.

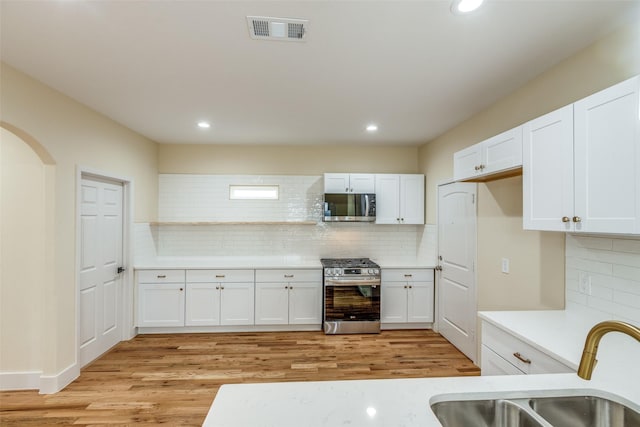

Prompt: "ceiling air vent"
[247,16,308,42]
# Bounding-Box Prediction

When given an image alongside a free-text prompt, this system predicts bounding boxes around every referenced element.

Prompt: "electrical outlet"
[501,258,509,274]
[579,272,592,295]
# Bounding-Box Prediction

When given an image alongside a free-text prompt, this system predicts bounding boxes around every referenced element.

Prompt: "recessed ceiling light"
[197,121,211,129]
[451,0,484,14]
[366,124,378,132]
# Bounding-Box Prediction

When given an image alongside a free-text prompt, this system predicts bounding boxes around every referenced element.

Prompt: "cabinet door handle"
[404,285,408,289]
[573,216,582,223]
[220,286,225,290]
[284,274,294,278]
[157,275,166,279]
[179,288,183,291]
[408,285,413,289]
[216,286,220,290]
[562,216,570,223]
[513,352,531,364]
[474,165,480,171]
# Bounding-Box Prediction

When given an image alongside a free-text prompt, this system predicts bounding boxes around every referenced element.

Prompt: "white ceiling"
[1,1,639,146]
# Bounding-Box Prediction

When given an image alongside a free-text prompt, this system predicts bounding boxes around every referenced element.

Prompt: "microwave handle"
[365,194,370,217]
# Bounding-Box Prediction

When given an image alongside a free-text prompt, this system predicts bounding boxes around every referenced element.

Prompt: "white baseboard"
[0,371,41,391]
[39,363,79,394]
[137,324,323,334]
[381,323,433,330]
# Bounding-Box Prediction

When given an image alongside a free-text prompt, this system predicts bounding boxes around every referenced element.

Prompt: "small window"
[229,185,279,200]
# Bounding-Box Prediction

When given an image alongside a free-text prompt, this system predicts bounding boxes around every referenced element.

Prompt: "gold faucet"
[577,320,640,380]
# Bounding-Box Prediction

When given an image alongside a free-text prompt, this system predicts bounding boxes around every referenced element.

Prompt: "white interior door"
[79,177,123,367]
[437,182,477,363]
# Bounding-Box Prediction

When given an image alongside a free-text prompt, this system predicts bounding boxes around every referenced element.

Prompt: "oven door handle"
[325,279,380,287]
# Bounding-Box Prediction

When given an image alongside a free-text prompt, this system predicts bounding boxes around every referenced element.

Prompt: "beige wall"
[0,129,46,372]
[159,144,419,175]
[419,20,640,312]
[0,62,158,383]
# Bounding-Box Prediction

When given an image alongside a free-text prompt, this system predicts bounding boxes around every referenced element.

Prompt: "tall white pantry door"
[437,182,478,363]
[79,177,124,367]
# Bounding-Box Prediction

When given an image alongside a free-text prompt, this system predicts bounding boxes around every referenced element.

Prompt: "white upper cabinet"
[524,75,640,234]
[523,104,575,231]
[454,127,523,181]
[574,76,640,234]
[324,173,375,193]
[375,174,424,225]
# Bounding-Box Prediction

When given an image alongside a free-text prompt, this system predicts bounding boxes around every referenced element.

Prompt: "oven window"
[325,285,380,321]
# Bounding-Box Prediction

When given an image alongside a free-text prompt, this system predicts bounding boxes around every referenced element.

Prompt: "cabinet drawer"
[482,322,573,375]
[255,269,321,283]
[186,269,254,283]
[137,269,185,283]
[381,269,433,282]
[481,345,525,376]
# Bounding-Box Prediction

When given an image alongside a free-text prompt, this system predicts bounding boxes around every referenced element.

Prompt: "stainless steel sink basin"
[528,395,640,427]
[430,392,640,427]
[431,399,547,427]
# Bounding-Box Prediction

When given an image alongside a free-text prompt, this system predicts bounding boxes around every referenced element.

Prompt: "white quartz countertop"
[203,307,640,426]
[478,308,610,369]
[203,373,639,427]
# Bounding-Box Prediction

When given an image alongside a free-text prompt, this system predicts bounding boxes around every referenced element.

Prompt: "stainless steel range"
[321,258,381,334]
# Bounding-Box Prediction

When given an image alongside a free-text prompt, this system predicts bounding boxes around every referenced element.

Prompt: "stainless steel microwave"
[323,193,376,222]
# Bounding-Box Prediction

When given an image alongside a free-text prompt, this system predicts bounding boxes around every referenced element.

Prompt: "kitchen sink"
[430,392,640,427]
[528,395,640,427]
[431,399,549,427]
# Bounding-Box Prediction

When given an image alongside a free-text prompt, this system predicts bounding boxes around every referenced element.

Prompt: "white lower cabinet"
[136,268,322,331]
[481,321,573,376]
[381,269,434,325]
[185,270,255,326]
[255,269,322,326]
[137,270,186,327]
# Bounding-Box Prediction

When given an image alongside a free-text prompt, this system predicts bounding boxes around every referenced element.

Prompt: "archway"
[0,123,55,391]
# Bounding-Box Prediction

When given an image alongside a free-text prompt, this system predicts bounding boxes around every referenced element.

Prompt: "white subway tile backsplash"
[135,174,437,266]
[612,238,640,254]
[566,234,640,322]
[613,264,640,282]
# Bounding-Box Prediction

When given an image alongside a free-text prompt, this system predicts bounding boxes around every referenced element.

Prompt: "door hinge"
[472,194,475,204]
[117,266,126,274]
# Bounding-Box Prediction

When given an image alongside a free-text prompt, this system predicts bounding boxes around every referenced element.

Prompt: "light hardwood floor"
[0,330,479,426]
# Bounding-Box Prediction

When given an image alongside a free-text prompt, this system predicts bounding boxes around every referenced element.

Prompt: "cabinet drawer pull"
[513,352,531,364]
[157,275,166,279]
[284,274,294,278]
[215,275,225,278]
[404,274,413,278]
